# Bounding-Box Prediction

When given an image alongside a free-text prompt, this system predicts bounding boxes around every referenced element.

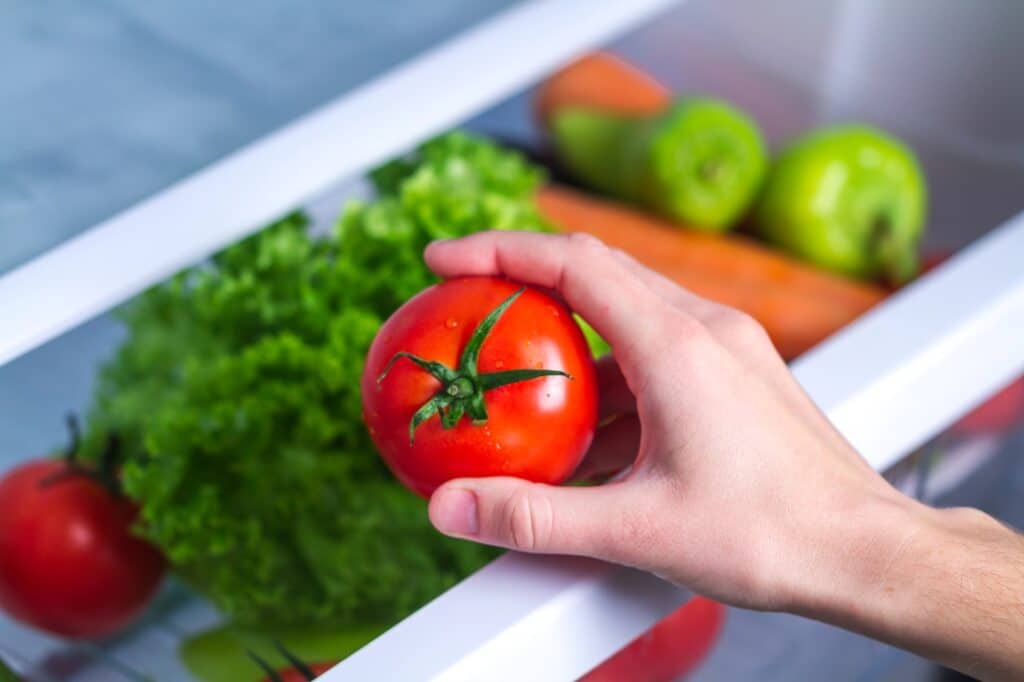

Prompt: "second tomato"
[362,277,598,497]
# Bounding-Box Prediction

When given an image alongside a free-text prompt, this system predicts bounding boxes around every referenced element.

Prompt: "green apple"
[551,97,767,232]
[754,125,926,283]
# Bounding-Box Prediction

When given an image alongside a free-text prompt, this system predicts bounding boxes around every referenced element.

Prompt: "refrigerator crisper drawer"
[1,1,1023,680]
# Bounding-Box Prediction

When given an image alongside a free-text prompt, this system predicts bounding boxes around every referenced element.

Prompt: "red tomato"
[362,277,598,497]
[0,459,165,638]
[581,597,726,682]
[920,251,1024,435]
[261,661,335,682]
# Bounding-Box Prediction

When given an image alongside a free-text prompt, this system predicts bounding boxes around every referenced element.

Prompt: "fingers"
[606,247,838,439]
[609,248,776,362]
[425,232,678,379]
[429,476,642,564]
[609,248,717,318]
[573,415,642,482]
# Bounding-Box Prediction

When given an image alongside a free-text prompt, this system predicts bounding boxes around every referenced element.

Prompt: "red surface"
[953,377,1024,435]
[0,460,165,638]
[581,597,726,682]
[261,661,335,682]
[362,277,598,497]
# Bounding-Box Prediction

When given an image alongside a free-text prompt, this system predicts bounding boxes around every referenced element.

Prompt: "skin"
[424,231,1024,681]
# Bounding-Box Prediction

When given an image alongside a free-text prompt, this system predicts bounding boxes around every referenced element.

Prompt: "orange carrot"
[535,185,887,359]
[534,52,671,126]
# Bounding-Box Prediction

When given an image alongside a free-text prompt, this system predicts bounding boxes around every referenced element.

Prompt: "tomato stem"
[378,287,573,443]
[273,639,318,680]
[246,640,321,681]
[247,650,283,682]
[64,413,81,463]
[40,414,125,497]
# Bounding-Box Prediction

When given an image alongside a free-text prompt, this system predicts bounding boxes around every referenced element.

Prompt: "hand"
[423,230,902,611]
[422,231,1024,680]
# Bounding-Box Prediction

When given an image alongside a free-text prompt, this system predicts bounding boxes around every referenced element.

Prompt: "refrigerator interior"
[1,1,1022,680]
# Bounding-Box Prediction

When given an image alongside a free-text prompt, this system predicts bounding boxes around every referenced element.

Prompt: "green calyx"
[378,288,571,443]
[247,639,318,682]
[41,414,124,498]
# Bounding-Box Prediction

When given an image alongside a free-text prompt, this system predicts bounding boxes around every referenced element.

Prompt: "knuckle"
[607,245,637,268]
[555,233,613,292]
[623,311,706,391]
[711,309,769,348]
[666,313,712,349]
[502,489,553,552]
[565,232,616,269]
[565,231,608,253]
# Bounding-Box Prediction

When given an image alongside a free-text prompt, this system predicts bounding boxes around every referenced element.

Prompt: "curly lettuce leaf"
[85,132,551,627]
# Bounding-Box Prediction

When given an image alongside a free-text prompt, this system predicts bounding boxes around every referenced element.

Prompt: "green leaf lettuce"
[84,132,553,627]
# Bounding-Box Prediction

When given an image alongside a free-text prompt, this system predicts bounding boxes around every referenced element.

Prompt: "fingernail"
[431,487,479,536]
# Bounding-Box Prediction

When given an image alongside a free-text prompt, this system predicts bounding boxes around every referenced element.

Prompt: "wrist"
[784,485,929,622]
[789,490,1024,678]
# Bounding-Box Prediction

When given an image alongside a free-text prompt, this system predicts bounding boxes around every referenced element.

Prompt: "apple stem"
[869,213,918,285]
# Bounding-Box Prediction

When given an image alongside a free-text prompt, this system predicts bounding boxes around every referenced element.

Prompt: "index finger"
[424,231,679,377]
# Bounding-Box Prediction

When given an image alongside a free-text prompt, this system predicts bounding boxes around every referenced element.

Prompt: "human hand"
[422,230,909,613]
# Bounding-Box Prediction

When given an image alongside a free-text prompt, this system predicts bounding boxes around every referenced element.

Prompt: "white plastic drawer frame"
[0,0,1022,680]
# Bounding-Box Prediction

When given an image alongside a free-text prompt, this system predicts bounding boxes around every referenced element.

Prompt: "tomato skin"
[362,277,598,497]
[261,662,335,682]
[0,459,165,638]
[581,597,725,682]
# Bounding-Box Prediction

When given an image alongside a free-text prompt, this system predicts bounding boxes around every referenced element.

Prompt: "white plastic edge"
[325,211,1024,682]
[0,0,679,368]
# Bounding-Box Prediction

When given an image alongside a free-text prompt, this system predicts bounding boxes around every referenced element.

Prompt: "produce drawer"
[1,1,1022,680]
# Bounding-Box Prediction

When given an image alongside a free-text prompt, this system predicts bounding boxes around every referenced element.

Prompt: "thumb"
[428,477,630,559]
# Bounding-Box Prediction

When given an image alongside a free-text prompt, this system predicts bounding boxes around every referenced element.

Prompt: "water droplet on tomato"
[495,360,505,369]
[445,318,459,329]
[535,361,543,369]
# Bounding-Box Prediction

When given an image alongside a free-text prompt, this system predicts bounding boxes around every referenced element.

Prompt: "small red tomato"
[362,276,598,497]
[0,459,165,638]
[581,597,726,682]
[261,661,335,682]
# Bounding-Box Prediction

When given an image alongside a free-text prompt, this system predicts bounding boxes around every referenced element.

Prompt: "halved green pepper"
[551,97,767,231]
